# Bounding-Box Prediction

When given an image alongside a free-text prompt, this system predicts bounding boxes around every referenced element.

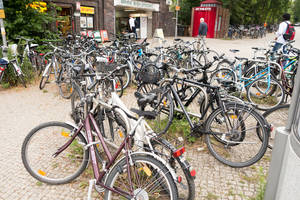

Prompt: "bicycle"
[22,72,179,199]
[135,67,270,168]
[16,36,43,72]
[0,47,26,87]
[70,65,196,200]
[210,49,285,110]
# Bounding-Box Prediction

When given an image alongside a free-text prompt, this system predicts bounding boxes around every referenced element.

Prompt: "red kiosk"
[191,0,229,38]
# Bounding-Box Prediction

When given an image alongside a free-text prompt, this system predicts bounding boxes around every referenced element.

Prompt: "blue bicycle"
[210,52,284,111]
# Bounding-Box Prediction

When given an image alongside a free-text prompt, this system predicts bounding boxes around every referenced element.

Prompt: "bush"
[1,47,34,87]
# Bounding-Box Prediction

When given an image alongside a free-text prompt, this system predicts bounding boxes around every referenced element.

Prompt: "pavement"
[0,28,299,200]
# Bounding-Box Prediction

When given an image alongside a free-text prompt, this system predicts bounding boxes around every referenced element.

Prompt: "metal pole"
[175,0,178,38]
[0,0,7,57]
[285,56,300,131]
[0,19,6,47]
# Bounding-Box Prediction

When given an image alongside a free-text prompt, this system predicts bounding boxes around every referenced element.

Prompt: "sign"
[87,30,93,38]
[93,31,102,42]
[195,7,211,11]
[80,6,94,14]
[87,17,93,28]
[76,2,80,11]
[166,0,172,5]
[0,0,3,9]
[114,0,159,12]
[175,6,180,11]
[80,17,87,28]
[74,12,80,17]
[153,28,164,39]
[29,1,47,13]
[0,9,5,19]
[100,30,109,42]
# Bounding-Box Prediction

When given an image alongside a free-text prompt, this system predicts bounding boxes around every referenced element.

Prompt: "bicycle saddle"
[130,108,156,120]
[229,49,240,53]
[0,58,9,65]
[134,91,157,107]
[235,56,248,61]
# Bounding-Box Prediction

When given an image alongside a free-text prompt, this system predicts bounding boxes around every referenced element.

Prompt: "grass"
[207,192,219,200]
[79,181,88,189]
[36,181,43,186]
[249,167,267,200]
[1,82,10,89]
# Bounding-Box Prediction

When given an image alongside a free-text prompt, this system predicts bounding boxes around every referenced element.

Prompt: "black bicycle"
[135,67,270,168]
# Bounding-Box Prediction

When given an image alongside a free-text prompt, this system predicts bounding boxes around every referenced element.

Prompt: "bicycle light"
[173,147,185,158]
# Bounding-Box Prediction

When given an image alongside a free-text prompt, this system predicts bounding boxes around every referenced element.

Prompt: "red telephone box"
[191,0,229,38]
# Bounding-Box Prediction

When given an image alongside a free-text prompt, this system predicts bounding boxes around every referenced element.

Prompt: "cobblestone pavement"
[1,30,299,200]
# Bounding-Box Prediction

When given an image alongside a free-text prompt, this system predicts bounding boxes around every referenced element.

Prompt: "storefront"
[51,0,101,35]
[51,0,175,38]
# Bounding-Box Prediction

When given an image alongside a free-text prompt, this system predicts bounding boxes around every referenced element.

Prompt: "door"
[140,17,147,38]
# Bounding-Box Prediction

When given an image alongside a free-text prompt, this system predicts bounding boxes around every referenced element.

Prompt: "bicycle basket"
[96,62,125,76]
[138,65,161,84]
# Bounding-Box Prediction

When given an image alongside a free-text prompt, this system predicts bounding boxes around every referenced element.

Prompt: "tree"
[293,0,300,22]
[178,0,293,25]
[3,0,59,42]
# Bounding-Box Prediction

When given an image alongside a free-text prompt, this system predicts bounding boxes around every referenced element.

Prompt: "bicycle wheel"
[205,103,269,167]
[246,77,285,111]
[104,154,178,200]
[138,83,174,135]
[71,86,84,123]
[39,64,51,90]
[19,74,27,88]
[58,67,73,99]
[121,68,131,89]
[21,121,89,184]
[150,138,195,200]
[114,76,124,97]
[210,68,237,87]
[260,104,290,149]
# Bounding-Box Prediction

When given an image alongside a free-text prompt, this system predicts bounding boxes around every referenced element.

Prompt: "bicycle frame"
[54,108,144,198]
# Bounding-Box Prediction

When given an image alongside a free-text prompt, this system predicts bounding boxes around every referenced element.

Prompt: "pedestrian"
[272,13,291,55]
[198,18,208,37]
[129,16,137,38]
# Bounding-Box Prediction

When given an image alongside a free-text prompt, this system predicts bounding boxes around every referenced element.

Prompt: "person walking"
[198,18,208,37]
[129,16,137,38]
[272,13,291,54]
[197,18,208,49]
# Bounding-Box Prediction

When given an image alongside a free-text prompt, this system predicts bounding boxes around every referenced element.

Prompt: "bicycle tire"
[205,103,269,168]
[150,138,195,200]
[115,76,124,97]
[137,83,174,135]
[19,74,27,88]
[104,154,178,200]
[21,121,89,184]
[246,76,285,111]
[121,68,131,89]
[259,104,290,149]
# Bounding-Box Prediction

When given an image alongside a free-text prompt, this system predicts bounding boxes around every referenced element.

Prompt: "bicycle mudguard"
[107,151,178,182]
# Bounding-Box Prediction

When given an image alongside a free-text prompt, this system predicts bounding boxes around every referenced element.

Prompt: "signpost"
[0,0,7,53]
[175,0,180,38]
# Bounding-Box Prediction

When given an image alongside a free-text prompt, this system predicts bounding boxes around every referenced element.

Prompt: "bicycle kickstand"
[87,179,96,200]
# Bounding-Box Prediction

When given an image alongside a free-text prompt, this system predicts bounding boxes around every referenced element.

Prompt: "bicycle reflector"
[177,176,182,183]
[173,147,185,158]
[190,169,196,177]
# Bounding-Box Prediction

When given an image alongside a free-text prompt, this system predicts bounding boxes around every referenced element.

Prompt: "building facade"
[52,0,176,38]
